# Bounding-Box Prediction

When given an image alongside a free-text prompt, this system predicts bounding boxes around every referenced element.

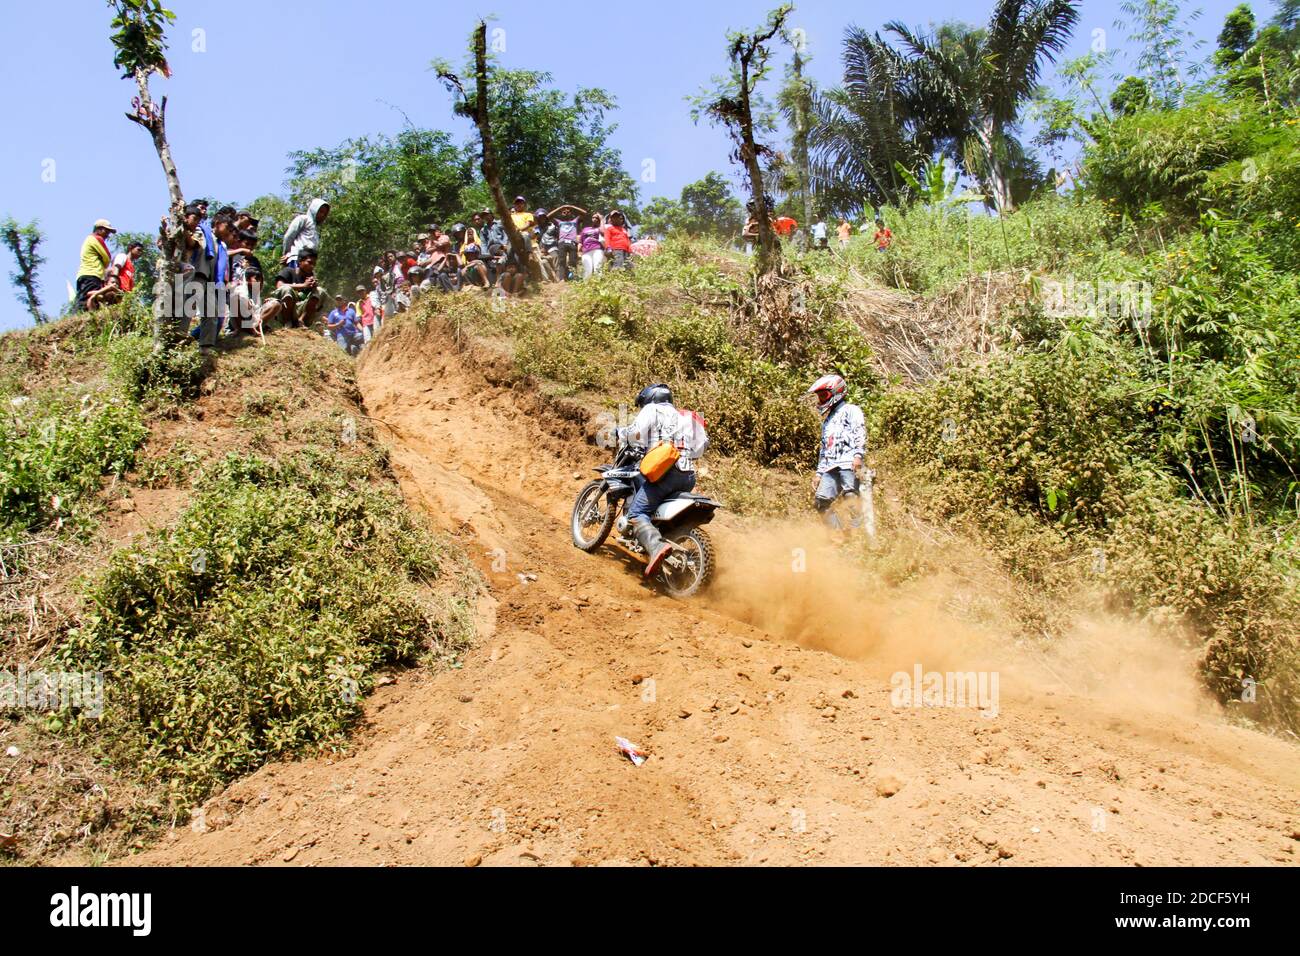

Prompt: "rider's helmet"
[635,383,673,408]
[806,374,847,418]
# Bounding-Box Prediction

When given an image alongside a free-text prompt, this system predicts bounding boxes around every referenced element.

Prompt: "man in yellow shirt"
[510,196,536,260]
[510,196,535,233]
[75,219,115,311]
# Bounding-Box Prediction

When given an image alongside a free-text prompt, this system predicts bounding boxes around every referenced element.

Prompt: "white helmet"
[806,374,847,418]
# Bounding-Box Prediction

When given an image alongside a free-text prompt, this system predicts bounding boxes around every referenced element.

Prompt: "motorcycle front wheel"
[658,526,714,598]
[571,480,616,552]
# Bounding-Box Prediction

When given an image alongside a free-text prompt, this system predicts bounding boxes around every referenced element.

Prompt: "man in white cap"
[75,219,116,311]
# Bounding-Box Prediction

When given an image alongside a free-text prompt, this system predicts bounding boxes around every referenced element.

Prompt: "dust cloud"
[704,518,1214,720]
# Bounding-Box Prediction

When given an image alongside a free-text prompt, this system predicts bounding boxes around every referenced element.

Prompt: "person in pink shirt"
[579,213,606,279]
[356,284,376,344]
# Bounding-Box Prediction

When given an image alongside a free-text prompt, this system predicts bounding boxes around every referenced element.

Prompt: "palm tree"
[808,26,932,213]
[890,0,1080,213]
[813,1,1078,215]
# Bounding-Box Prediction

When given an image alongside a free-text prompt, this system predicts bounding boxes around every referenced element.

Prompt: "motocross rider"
[622,383,696,577]
[806,374,867,530]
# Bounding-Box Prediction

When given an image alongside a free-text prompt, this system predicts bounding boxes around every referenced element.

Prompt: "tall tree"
[108,0,186,343]
[1115,0,1205,107]
[284,129,473,292]
[887,0,1080,213]
[680,172,745,237]
[779,44,815,226]
[808,26,933,212]
[1,218,46,325]
[640,173,744,239]
[696,4,793,278]
[437,22,528,268]
[483,71,639,215]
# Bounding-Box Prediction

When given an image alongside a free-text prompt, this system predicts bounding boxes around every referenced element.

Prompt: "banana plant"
[893,156,985,208]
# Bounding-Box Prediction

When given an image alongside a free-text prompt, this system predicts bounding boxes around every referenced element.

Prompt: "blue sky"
[0,0,1248,330]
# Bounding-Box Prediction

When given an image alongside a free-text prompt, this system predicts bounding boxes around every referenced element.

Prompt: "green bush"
[107,333,206,404]
[1084,94,1268,223]
[875,343,1157,528]
[0,393,146,534]
[58,451,473,807]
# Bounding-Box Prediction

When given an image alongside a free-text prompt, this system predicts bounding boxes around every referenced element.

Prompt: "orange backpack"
[639,442,680,482]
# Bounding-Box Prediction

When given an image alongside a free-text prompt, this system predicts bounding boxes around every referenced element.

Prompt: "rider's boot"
[632,518,673,577]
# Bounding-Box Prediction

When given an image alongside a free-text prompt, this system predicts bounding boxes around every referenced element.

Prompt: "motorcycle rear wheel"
[571,480,616,552]
[658,526,714,598]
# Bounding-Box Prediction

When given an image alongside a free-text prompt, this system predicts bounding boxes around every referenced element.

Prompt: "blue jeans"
[628,467,696,523]
[815,467,860,529]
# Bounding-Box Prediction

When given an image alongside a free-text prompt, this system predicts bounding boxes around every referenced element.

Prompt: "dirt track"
[135,314,1300,866]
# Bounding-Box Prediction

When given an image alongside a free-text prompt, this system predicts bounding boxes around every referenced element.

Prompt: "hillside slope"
[134,309,1300,867]
[1,316,475,864]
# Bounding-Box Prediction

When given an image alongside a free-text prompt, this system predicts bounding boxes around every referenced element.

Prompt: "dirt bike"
[570,437,722,597]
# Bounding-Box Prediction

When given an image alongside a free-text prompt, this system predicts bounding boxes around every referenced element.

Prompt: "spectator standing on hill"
[873,218,892,251]
[791,226,808,254]
[326,293,360,354]
[480,209,507,253]
[357,284,376,343]
[536,211,560,281]
[282,198,330,266]
[75,219,115,311]
[605,210,633,270]
[580,213,606,278]
[368,273,384,330]
[549,204,585,280]
[837,219,852,250]
[379,251,399,319]
[228,229,263,335]
[742,215,759,255]
[110,240,144,293]
[810,216,829,251]
[510,197,534,256]
[183,202,222,352]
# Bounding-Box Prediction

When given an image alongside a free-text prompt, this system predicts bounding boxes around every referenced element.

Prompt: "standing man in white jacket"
[806,374,867,530]
[282,197,330,268]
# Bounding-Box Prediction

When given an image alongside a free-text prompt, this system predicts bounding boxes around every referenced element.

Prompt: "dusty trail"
[136,316,1299,866]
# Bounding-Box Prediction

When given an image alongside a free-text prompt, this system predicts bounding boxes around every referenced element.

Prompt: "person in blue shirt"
[326,294,361,356]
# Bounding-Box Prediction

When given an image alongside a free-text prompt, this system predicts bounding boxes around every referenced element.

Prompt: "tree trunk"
[20,271,43,324]
[737,53,779,278]
[978,116,1013,216]
[792,52,813,230]
[15,249,43,324]
[127,66,187,344]
[470,22,529,273]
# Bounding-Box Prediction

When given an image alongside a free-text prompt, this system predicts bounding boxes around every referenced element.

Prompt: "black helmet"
[635,383,672,408]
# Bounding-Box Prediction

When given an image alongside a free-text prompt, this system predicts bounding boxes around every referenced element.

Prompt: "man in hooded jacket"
[282,197,330,267]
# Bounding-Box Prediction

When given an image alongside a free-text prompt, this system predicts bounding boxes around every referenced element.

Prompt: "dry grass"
[840,267,1032,383]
